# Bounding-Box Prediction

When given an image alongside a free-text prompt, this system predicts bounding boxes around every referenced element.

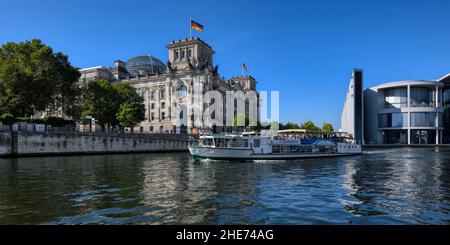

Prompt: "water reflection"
[0,148,449,224]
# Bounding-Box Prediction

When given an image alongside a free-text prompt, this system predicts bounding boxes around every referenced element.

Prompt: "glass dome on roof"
[125,55,166,78]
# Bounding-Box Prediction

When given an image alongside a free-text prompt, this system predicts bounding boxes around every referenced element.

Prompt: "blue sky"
[1,0,449,128]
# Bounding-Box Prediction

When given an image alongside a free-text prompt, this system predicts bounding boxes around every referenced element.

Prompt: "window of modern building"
[410,87,435,107]
[382,130,407,144]
[178,85,188,97]
[384,88,407,108]
[410,112,436,127]
[378,113,407,128]
[411,130,436,144]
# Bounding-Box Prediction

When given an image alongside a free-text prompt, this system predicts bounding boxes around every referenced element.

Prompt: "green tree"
[81,79,118,130]
[49,53,82,120]
[116,103,144,129]
[81,80,145,131]
[233,113,250,128]
[0,113,16,125]
[112,82,145,130]
[0,39,80,117]
[299,121,320,131]
[322,122,334,132]
[283,122,300,129]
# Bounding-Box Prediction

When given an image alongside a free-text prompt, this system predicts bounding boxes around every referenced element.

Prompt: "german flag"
[191,20,204,32]
[242,63,248,73]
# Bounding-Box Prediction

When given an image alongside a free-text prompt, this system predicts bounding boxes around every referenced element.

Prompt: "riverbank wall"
[0,132,191,157]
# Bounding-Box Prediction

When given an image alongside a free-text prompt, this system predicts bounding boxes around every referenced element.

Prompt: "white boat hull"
[188,146,361,160]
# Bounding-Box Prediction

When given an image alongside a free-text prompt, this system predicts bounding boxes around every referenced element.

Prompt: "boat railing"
[272,144,336,154]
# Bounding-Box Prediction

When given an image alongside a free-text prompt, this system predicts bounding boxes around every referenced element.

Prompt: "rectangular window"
[151,103,154,109]
[410,112,436,127]
[161,112,166,120]
[384,88,407,108]
[378,113,407,128]
[410,87,434,107]
[161,102,165,109]
[382,130,407,144]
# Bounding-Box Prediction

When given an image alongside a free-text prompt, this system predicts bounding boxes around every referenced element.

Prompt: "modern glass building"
[364,80,443,144]
[341,71,450,145]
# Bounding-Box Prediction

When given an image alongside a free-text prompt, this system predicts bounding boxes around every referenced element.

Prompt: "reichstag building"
[79,37,258,134]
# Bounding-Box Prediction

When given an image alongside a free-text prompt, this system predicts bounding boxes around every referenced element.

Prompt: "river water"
[0,148,449,224]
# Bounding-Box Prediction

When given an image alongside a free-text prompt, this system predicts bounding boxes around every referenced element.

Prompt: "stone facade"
[80,37,258,134]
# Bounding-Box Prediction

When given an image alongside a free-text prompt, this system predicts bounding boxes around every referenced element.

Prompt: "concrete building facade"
[340,69,364,144]
[341,70,450,145]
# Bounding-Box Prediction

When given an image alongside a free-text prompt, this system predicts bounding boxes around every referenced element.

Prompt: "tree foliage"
[0,113,16,125]
[322,122,334,132]
[81,79,117,129]
[116,103,144,128]
[233,114,250,128]
[282,122,300,129]
[81,80,145,130]
[299,121,320,131]
[0,39,80,117]
[113,82,145,128]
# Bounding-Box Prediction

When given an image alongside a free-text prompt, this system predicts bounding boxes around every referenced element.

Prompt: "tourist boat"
[188,130,362,161]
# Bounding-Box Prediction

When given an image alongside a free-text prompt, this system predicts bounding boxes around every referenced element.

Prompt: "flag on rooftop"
[191,20,204,32]
[242,63,248,73]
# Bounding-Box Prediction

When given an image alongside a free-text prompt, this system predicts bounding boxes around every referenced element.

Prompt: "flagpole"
[189,17,192,38]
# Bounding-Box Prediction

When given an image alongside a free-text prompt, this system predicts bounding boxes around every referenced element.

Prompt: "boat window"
[200,139,214,146]
[254,139,260,148]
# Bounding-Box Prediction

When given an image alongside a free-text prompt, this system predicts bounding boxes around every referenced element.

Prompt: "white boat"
[188,131,362,161]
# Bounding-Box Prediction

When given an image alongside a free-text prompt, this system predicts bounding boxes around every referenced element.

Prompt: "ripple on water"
[0,150,449,224]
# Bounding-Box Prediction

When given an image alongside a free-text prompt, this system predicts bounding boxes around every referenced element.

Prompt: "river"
[0,148,449,224]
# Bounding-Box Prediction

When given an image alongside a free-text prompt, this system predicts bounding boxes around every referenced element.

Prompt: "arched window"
[188,49,192,58]
[178,85,188,97]
[181,50,185,60]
